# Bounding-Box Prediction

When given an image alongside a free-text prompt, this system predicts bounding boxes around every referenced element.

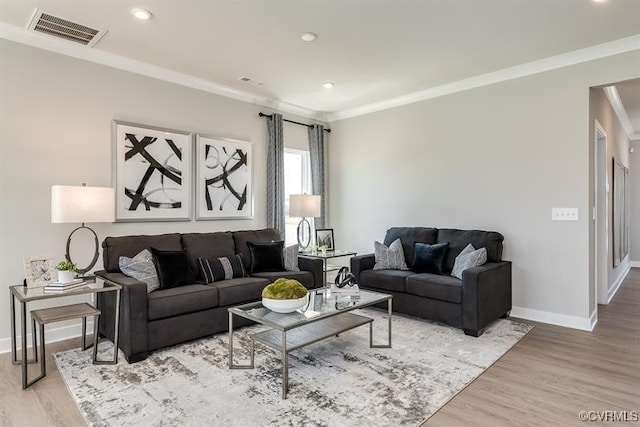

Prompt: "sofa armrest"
[95,270,149,362]
[461,261,512,336]
[350,254,375,283]
[298,256,324,288]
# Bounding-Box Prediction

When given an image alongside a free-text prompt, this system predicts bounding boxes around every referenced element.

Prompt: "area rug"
[54,309,532,427]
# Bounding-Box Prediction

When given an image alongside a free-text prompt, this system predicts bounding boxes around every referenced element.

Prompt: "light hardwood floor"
[1,270,638,427]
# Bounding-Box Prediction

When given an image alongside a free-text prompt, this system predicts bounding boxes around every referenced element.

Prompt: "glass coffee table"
[228,288,392,399]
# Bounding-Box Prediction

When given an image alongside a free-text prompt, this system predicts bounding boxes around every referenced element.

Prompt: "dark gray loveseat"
[95,229,322,363]
[351,227,511,337]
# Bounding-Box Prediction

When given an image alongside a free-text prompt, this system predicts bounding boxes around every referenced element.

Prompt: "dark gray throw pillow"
[198,255,245,284]
[412,242,449,274]
[247,241,285,273]
[150,247,189,289]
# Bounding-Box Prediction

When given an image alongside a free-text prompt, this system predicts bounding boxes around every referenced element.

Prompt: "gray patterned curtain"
[266,113,285,236]
[308,124,326,229]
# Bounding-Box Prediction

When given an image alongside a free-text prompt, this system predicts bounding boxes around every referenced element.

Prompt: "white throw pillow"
[451,244,487,280]
[374,238,408,270]
[119,249,160,293]
[284,244,300,271]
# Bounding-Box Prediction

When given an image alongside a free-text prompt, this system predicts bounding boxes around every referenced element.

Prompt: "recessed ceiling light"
[131,8,153,20]
[323,82,334,89]
[301,32,317,42]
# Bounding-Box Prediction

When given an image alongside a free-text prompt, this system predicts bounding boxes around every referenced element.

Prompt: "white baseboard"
[629,260,640,268]
[0,320,93,355]
[607,264,630,303]
[510,306,594,331]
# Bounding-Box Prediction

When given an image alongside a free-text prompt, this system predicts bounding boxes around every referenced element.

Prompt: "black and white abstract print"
[196,135,252,219]
[114,122,192,221]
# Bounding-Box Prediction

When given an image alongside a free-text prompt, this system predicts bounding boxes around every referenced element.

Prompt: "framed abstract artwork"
[24,256,56,288]
[195,135,253,220]
[113,121,192,221]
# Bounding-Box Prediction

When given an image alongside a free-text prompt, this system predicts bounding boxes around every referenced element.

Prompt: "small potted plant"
[261,278,308,313]
[56,260,77,283]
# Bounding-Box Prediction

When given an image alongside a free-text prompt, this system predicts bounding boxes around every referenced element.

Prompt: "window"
[284,148,312,246]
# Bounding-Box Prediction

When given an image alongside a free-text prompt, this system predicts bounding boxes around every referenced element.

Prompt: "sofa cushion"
[151,248,189,289]
[437,229,504,273]
[412,242,449,274]
[250,270,315,289]
[374,238,408,270]
[284,244,300,271]
[181,232,235,281]
[212,277,270,306]
[119,249,159,293]
[198,255,245,284]
[102,233,183,273]
[247,241,285,273]
[233,229,282,270]
[147,284,219,320]
[406,273,463,304]
[359,269,414,293]
[384,227,438,268]
[451,246,487,280]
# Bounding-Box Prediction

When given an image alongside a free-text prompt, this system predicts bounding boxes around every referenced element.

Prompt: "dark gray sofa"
[95,229,323,363]
[351,227,511,337]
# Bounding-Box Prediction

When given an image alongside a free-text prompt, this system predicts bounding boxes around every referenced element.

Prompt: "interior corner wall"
[630,139,640,264]
[328,50,640,330]
[0,39,319,350]
[589,87,632,307]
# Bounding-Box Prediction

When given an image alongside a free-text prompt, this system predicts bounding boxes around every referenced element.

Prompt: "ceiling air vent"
[238,76,264,86]
[27,9,107,47]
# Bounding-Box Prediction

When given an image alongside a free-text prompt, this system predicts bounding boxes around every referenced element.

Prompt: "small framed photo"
[315,229,335,251]
[24,256,56,288]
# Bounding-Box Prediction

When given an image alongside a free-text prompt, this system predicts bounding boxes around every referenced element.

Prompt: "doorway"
[594,120,608,305]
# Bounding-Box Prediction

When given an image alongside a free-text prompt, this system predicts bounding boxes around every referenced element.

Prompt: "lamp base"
[296,218,311,251]
[66,223,100,276]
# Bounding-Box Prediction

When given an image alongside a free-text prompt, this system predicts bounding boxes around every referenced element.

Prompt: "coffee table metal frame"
[228,288,392,399]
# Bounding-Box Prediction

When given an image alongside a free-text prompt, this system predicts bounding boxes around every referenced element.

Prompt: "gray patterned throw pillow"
[451,244,487,280]
[374,238,408,270]
[284,244,300,271]
[119,249,160,293]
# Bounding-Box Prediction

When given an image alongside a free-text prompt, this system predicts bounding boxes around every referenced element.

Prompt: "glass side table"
[300,249,357,286]
[9,280,121,389]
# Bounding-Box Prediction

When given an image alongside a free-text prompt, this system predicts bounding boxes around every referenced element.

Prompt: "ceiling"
[0,0,639,123]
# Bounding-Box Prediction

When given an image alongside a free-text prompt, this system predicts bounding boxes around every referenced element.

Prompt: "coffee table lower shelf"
[252,312,373,352]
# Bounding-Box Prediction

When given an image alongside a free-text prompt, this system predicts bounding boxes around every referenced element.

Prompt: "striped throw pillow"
[198,255,245,284]
[373,238,409,270]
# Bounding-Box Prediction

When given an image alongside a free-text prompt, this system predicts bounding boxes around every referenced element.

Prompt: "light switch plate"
[552,208,579,221]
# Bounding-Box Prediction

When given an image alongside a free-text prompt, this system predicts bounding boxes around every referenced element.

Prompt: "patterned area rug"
[54,309,532,427]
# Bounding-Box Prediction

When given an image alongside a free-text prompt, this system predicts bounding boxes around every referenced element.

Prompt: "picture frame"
[612,158,630,267]
[113,121,193,222]
[315,228,335,251]
[24,256,56,288]
[195,135,253,220]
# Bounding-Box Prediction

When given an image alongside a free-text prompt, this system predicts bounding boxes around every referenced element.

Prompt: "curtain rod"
[258,112,331,133]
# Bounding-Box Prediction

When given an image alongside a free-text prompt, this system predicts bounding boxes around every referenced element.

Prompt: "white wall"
[328,50,640,330]
[0,39,320,350]
[631,139,640,264]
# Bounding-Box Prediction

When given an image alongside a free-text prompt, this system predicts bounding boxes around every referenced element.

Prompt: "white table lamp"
[289,194,321,251]
[51,184,115,276]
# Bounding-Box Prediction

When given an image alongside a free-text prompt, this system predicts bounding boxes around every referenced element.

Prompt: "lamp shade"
[51,185,115,223]
[289,194,321,218]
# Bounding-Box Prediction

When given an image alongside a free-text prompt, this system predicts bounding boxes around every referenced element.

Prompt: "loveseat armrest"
[350,254,375,283]
[95,270,149,363]
[461,261,512,336]
[298,256,324,288]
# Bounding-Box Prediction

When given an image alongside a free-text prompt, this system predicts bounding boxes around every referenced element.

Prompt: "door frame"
[594,119,608,305]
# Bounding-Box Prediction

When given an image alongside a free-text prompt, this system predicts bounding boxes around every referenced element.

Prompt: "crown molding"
[328,34,640,122]
[0,22,327,122]
[603,85,640,141]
